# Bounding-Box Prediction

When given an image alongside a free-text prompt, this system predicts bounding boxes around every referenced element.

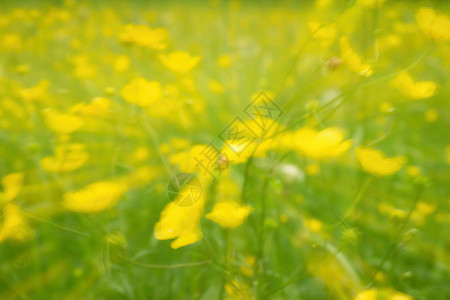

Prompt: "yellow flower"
[62,181,127,213]
[240,255,256,277]
[354,288,378,300]
[308,21,336,47]
[208,79,224,94]
[169,144,219,177]
[121,77,162,107]
[154,188,205,249]
[219,118,284,164]
[15,64,29,74]
[221,141,257,165]
[72,55,97,79]
[0,204,32,243]
[217,54,232,68]
[0,172,24,203]
[390,71,437,100]
[415,8,450,42]
[18,80,49,102]
[356,0,385,9]
[340,36,373,77]
[159,51,201,73]
[43,109,84,134]
[295,127,352,159]
[424,108,438,122]
[119,24,167,49]
[206,201,253,228]
[306,163,320,176]
[113,54,130,73]
[225,280,255,300]
[416,201,436,216]
[355,146,405,176]
[3,33,23,52]
[406,166,421,177]
[355,288,412,300]
[216,176,240,201]
[40,143,89,173]
[303,217,323,233]
[74,97,111,117]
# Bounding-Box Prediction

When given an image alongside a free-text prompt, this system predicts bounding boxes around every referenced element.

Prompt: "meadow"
[0,0,449,299]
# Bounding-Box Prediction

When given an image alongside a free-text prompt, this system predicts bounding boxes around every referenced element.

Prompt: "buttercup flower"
[154,187,205,249]
[206,201,253,228]
[71,97,111,117]
[355,146,405,176]
[308,21,336,47]
[42,109,84,134]
[295,127,352,159]
[0,172,24,203]
[355,288,412,300]
[415,8,450,42]
[169,144,219,177]
[119,24,167,49]
[113,54,130,73]
[18,80,49,102]
[356,0,385,9]
[0,204,32,243]
[391,71,437,100]
[41,143,89,173]
[62,181,127,213]
[121,77,162,107]
[158,51,201,73]
[340,36,373,77]
[217,54,232,68]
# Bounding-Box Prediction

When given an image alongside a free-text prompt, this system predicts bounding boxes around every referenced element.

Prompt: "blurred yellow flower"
[240,255,256,277]
[0,204,32,243]
[62,181,127,213]
[18,80,49,102]
[355,288,412,300]
[72,97,111,117]
[356,0,385,9]
[3,33,23,52]
[119,24,167,49]
[295,127,352,159]
[0,172,24,203]
[308,21,336,47]
[121,77,162,107]
[72,55,97,79]
[415,7,450,42]
[154,188,205,249]
[169,144,218,177]
[424,108,438,122]
[113,54,130,73]
[306,163,320,175]
[303,217,323,233]
[355,146,405,176]
[43,109,84,134]
[159,51,201,73]
[225,280,255,300]
[206,201,253,228]
[15,64,29,74]
[208,79,224,94]
[406,165,421,177]
[217,54,232,68]
[378,101,393,114]
[340,36,373,77]
[391,71,437,100]
[41,143,89,173]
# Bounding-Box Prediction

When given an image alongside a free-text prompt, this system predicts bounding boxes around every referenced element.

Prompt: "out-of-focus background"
[0,0,449,299]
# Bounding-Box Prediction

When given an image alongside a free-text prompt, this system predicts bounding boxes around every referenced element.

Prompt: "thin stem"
[367,185,426,285]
